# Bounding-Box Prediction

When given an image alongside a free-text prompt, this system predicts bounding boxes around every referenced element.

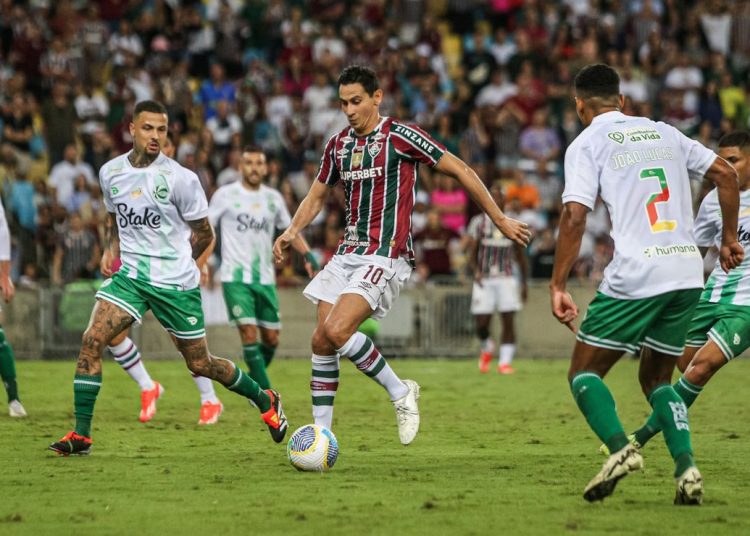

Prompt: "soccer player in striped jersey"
[626,131,750,450]
[102,132,224,426]
[468,183,528,375]
[551,64,742,504]
[0,199,25,418]
[273,65,530,445]
[49,100,288,456]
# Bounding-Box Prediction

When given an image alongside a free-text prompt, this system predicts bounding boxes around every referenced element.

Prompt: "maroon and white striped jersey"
[316,117,446,262]
[468,214,517,278]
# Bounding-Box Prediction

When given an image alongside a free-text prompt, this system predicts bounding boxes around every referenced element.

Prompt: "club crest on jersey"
[608,132,625,144]
[368,142,383,158]
[153,174,170,204]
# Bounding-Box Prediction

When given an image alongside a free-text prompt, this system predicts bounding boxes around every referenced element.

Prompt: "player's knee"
[81,328,108,354]
[322,320,352,350]
[186,357,210,376]
[311,327,334,355]
[262,331,279,348]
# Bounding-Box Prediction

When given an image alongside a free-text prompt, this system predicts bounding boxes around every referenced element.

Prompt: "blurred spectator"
[48,144,96,209]
[74,83,109,143]
[41,83,77,166]
[52,211,100,286]
[216,149,242,187]
[199,63,236,120]
[108,20,143,67]
[529,227,556,279]
[430,173,468,234]
[412,191,430,235]
[413,209,461,281]
[505,170,541,211]
[206,99,242,161]
[518,108,561,176]
[2,93,34,169]
[475,69,517,109]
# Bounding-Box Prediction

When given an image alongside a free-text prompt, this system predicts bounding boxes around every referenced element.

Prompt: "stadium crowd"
[0,0,749,288]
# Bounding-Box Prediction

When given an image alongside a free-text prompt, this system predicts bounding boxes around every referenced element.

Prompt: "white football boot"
[583,444,643,502]
[393,379,420,445]
[8,400,27,418]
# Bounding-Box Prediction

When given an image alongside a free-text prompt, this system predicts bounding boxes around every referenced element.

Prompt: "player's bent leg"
[0,323,25,417]
[238,324,271,390]
[50,299,135,455]
[498,312,516,374]
[474,315,493,373]
[259,327,279,368]
[311,302,339,430]
[174,336,287,442]
[640,348,702,503]
[324,294,419,445]
[108,332,163,422]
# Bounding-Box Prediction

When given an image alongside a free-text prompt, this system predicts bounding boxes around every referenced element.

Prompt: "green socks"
[648,384,695,477]
[570,372,629,454]
[227,365,270,412]
[260,343,276,367]
[0,327,18,402]
[633,375,703,447]
[243,343,271,390]
[73,374,102,437]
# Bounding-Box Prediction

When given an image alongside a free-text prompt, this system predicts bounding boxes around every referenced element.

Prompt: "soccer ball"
[287,424,339,472]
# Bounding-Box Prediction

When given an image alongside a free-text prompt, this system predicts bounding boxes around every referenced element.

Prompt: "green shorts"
[222,282,281,329]
[577,289,702,356]
[685,300,750,360]
[96,273,205,339]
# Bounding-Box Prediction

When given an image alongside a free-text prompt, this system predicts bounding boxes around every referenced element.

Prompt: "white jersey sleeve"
[274,192,291,230]
[100,166,115,212]
[693,191,719,248]
[208,188,227,227]
[0,203,10,261]
[173,169,209,221]
[562,139,599,210]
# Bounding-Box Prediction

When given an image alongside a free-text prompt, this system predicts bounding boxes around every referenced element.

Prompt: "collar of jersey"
[590,110,627,126]
[349,116,389,139]
[124,150,167,168]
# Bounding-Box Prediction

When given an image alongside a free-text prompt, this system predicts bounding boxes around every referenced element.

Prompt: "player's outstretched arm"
[705,157,743,272]
[274,181,330,264]
[434,152,531,246]
[549,201,588,332]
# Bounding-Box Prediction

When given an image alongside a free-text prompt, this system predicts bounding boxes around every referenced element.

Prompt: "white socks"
[109,337,154,391]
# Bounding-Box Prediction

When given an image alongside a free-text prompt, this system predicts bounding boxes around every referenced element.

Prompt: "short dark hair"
[718,130,750,151]
[574,64,620,99]
[133,100,168,118]
[242,145,266,157]
[338,65,380,95]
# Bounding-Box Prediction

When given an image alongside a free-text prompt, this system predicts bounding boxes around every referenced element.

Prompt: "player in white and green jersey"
[209,146,317,390]
[49,100,288,456]
[0,200,25,418]
[550,64,742,504]
[629,131,750,449]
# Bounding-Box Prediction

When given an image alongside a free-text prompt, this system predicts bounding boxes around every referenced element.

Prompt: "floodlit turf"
[2,358,749,535]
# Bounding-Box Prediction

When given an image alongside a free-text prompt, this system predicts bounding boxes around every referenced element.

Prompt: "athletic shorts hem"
[708,328,734,361]
[95,291,143,323]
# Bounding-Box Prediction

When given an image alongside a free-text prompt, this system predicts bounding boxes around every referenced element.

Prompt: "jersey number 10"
[640,167,677,233]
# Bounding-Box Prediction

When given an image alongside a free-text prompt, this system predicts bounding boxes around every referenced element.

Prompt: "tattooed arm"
[100,212,120,277]
[187,217,215,260]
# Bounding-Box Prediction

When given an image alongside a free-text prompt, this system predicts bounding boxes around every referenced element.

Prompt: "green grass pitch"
[2,358,749,535]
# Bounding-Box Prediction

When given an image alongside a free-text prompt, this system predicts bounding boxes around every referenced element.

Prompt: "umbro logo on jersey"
[337,148,349,159]
[608,132,625,144]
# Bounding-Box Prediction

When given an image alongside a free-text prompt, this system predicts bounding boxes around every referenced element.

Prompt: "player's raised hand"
[0,276,14,303]
[497,217,532,247]
[273,230,295,264]
[550,288,578,333]
[100,248,114,277]
[719,240,744,273]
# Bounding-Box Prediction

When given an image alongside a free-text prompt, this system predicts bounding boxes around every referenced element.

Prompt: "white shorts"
[303,254,413,319]
[470,277,521,314]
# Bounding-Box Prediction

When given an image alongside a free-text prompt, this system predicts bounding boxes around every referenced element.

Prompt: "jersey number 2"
[639,167,677,233]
